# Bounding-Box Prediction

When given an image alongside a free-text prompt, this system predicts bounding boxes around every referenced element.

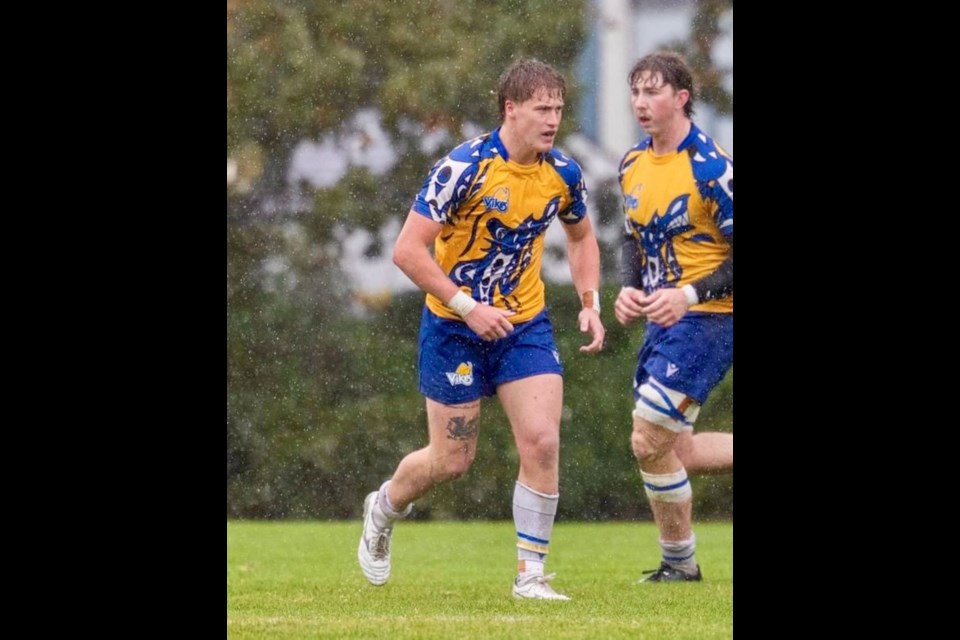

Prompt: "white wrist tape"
[581,289,600,313]
[681,284,699,306]
[447,290,477,317]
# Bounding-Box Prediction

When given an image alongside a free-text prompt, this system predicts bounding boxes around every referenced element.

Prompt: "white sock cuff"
[378,480,413,519]
[514,481,559,500]
[513,481,559,515]
[659,534,696,553]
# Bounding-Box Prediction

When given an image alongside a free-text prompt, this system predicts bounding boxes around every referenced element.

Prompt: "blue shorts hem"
[418,385,491,404]
[492,367,563,388]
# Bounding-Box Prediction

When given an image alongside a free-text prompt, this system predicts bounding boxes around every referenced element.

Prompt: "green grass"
[228,520,732,639]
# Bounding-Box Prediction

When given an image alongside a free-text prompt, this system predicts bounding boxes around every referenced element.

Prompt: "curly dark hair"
[628,51,696,119]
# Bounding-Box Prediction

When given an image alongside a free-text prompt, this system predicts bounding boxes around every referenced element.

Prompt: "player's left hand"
[577,308,605,353]
[639,288,689,328]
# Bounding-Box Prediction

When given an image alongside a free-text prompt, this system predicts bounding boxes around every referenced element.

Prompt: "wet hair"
[628,51,696,118]
[497,58,565,121]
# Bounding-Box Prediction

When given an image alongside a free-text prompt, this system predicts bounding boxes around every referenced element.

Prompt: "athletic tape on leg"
[640,468,692,503]
[633,377,700,432]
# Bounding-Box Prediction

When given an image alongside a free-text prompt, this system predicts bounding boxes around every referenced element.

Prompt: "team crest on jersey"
[446,361,474,386]
[482,187,510,213]
[624,184,643,210]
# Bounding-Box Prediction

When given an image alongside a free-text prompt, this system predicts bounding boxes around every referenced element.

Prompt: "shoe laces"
[370,525,392,559]
[641,562,672,577]
[518,572,558,587]
[641,561,699,580]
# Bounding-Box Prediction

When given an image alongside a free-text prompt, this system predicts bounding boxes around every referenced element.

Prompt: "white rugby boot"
[512,572,571,601]
[357,491,394,586]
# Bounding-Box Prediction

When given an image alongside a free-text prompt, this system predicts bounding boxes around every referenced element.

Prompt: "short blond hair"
[497,58,566,121]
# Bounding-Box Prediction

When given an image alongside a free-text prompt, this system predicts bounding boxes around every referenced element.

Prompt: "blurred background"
[227,0,733,521]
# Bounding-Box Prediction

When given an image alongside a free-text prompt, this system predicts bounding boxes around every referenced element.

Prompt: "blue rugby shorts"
[418,306,564,404]
[634,311,733,405]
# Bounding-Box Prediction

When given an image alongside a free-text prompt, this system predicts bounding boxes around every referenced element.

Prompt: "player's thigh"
[497,373,563,440]
[425,397,482,450]
[672,428,694,457]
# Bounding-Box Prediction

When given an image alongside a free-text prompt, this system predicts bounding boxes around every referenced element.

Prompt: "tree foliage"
[228,0,588,205]
[666,0,733,116]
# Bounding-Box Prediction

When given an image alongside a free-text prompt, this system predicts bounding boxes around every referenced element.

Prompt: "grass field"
[227,520,732,639]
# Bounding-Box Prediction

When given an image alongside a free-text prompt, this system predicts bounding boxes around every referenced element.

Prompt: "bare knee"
[630,421,675,464]
[429,446,477,483]
[630,429,660,463]
[518,427,559,469]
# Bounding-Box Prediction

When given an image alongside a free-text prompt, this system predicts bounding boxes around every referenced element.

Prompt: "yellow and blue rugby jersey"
[619,123,733,313]
[413,128,587,323]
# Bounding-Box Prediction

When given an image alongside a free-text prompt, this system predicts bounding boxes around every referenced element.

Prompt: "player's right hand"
[614,286,647,326]
[464,304,516,341]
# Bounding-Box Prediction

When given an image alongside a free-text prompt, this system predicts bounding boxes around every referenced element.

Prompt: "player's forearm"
[393,241,460,303]
[619,235,643,289]
[687,257,732,303]
[566,233,601,302]
[685,234,733,303]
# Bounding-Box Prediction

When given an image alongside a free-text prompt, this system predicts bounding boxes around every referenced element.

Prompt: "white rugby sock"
[660,534,698,574]
[375,480,412,529]
[513,481,558,575]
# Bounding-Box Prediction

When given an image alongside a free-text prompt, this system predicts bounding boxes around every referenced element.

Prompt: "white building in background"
[583,0,733,159]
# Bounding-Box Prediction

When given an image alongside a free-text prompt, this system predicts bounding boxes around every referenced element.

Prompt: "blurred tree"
[227,0,587,219]
[664,0,733,116]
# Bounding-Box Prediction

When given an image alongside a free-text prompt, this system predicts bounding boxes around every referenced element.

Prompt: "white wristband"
[582,289,600,313]
[447,290,477,317]
[682,284,699,306]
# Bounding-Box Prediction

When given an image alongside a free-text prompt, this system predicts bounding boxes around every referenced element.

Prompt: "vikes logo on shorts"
[446,361,474,386]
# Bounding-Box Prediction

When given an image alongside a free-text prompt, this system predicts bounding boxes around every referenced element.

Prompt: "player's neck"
[650,119,692,156]
[498,124,540,165]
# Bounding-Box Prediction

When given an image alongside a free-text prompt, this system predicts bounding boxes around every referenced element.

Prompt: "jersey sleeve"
[549,150,588,224]
[412,156,479,224]
[411,137,485,224]
[690,138,733,238]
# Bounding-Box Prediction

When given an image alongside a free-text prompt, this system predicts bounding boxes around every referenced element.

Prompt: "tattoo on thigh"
[447,415,479,441]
